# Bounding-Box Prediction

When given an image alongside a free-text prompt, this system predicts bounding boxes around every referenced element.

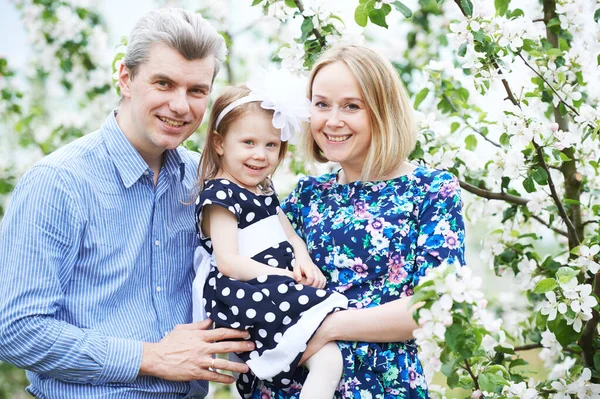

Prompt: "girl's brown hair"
[304,44,417,181]
[197,85,289,192]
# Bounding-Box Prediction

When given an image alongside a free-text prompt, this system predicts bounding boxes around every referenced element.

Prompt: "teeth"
[326,134,350,142]
[246,165,263,170]
[159,116,185,127]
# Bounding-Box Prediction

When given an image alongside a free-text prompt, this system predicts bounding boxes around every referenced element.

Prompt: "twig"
[578,273,600,373]
[532,140,580,245]
[459,179,529,206]
[530,214,568,237]
[442,94,501,148]
[514,343,543,351]
[292,0,327,47]
[464,359,483,394]
[532,18,546,23]
[583,219,600,227]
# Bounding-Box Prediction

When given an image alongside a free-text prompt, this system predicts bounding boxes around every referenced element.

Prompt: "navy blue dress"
[193,179,348,398]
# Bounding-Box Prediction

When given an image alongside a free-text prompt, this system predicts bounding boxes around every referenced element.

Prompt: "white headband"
[214,69,311,142]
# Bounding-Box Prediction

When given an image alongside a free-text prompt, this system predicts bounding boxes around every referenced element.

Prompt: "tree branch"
[464,359,483,395]
[459,179,529,206]
[442,94,501,148]
[578,272,600,374]
[514,343,543,351]
[532,140,580,245]
[530,214,568,237]
[292,0,327,47]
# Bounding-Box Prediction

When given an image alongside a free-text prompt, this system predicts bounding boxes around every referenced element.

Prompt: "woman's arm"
[206,205,294,281]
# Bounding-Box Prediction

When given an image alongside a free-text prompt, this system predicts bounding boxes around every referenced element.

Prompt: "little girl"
[192,77,348,399]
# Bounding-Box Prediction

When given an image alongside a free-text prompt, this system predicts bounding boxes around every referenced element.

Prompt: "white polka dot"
[235,204,242,213]
[220,179,230,185]
[222,287,230,296]
[253,199,261,206]
[278,284,288,294]
[249,351,259,360]
[291,259,296,267]
[261,288,270,297]
[240,193,248,201]
[267,258,279,267]
[259,329,268,338]
[246,212,255,222]
[286,247,293,252]
[228,189,233,197]
[272,243,279,249]
[266,378,273,382]
[217,272,223,278]
[228,206,235,213]
[242,374,249,383]
[298,295,309,305]
[231,306,239,315]
[256,275,268,283]
[195,197,200,205]
[206,311,211,317]
[236,289,245,299]
[203,199,213,206]
[231,321,240,328]
[211,300,216,308]
[202,298,207,306]
[265,197,273,206]
[294,284,303,291]
[208,277,216,287]
[283,316,292,325]
[279,301,290,312]
[246,309,256,318]
[281,378,290,385]
[216,190,227,200]
[252,292,263,302]
[206,240,212,248]
[283,365,290,372]
[218,312,227,320]
[264,254,273,259]
[256,340,263,349]
[274,332,282,343]
[316,289,327,297]
[265,312,276,322]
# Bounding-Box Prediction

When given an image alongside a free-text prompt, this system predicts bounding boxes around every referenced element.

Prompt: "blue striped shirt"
[0,112,207,398]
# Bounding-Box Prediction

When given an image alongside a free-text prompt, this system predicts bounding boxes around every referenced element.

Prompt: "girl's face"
[310,61,372,178]
[214,110,282,192]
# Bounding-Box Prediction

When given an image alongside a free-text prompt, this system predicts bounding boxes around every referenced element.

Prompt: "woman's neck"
[338,161,415,184]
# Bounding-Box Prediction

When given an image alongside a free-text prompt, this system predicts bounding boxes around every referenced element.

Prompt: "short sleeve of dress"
[414,171,466,283]
[280,177,308,239]
[196,180,240,240]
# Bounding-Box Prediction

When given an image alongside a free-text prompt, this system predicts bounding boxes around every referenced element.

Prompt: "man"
[0,8,252,398]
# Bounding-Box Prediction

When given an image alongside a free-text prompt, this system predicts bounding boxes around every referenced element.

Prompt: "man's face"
[118,42,215,161]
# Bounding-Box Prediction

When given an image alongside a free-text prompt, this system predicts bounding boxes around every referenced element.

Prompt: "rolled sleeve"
[94,337,143,385]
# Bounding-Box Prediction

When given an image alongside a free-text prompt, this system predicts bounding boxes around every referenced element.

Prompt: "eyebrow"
[150,74,211,91]
[312,94,364,103]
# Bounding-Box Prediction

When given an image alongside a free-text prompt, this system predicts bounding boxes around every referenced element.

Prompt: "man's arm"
[0,166,254,384]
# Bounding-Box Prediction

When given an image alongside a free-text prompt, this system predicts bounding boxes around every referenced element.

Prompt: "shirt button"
[156,286,162,292]
[155,240,160,246]
[144,170,149,176]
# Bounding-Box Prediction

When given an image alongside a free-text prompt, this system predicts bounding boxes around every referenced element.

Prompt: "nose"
[253,146,266,160]
[169,89,190,115]
[325,108,344,129]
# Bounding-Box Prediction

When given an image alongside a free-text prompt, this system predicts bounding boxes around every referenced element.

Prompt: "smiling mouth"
[158,116,186,127]
[245,164,266,171]
[325,133,351,142]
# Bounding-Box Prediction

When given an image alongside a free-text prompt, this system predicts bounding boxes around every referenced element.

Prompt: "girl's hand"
[299,313,337,365]
[292,258,327,289]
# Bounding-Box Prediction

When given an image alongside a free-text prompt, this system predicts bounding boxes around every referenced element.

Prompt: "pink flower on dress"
[443,231,460,249]
[388,264,408,284]
[365,217,386,234]
[439,179,458,198]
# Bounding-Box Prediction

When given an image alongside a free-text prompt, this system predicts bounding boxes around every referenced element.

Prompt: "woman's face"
[310,61,372,177]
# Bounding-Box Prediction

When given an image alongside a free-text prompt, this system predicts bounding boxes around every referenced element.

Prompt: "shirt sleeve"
[414,171,466,285]
[0,165,143,385]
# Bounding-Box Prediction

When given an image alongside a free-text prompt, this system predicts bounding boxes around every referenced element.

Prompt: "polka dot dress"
[194,179,348,398]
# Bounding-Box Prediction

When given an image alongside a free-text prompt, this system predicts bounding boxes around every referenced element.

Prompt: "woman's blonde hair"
[197,85,288,192]
[304,44,417,181]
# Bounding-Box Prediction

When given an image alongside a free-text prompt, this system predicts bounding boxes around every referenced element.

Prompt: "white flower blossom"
[540,291,567,321]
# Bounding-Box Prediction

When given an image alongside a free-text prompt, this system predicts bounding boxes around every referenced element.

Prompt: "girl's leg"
[299,341,343,399]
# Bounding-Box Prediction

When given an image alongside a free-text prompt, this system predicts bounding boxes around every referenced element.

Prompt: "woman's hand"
[292,257,327,289]
[299,313,338,365]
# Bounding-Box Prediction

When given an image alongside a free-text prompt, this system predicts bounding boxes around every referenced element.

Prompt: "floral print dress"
[251,166,466,399]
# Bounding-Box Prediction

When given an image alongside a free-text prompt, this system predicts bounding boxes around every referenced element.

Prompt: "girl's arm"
[206,205,295,281]
[278,212,326,289]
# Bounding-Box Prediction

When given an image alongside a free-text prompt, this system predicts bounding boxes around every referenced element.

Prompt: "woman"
[253,44,466,398]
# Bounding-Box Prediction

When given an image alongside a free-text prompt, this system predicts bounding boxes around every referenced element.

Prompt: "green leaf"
[369,4,391,28]
[523,176,535,193]
[534,278,558,294]
[461,0,473,17]
[284,0,296,7]
[393,1,412,18]
[559,152,572,162]
[494,0,510,16]
[414,88,429,109]
[300,17,314,40]
[548,317,583,347]
[355,4,369,27]
[531,167,549,185]
[594,8,600,23]
[556,267,579,284]
[509,358,529,369]
[458,42,467,57]
[451,122,460,133]
[465,134,477,151]
[447,369,459,388]
[251,0,262,6]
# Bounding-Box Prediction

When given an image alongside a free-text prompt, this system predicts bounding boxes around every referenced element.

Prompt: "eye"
[345,103,360,110]
[156,80,170,88]
[190,88,208,96]
[266,142,280,148]
[243,140,254,145]
[313,101,328,109]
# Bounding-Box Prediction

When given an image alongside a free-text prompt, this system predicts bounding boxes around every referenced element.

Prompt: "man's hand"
[139,319,254,383]
[292,257,327,289]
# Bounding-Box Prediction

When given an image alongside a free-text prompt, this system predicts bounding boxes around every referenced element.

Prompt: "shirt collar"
[101,110,186,188]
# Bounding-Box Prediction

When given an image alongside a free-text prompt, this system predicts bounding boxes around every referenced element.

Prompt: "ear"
[213,131,225,156]
[118,63,132,99]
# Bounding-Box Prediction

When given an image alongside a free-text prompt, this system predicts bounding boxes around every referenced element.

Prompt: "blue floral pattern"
[251,166,466,399]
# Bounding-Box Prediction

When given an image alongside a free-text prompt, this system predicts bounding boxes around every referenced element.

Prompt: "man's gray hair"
[123,8,227,80]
